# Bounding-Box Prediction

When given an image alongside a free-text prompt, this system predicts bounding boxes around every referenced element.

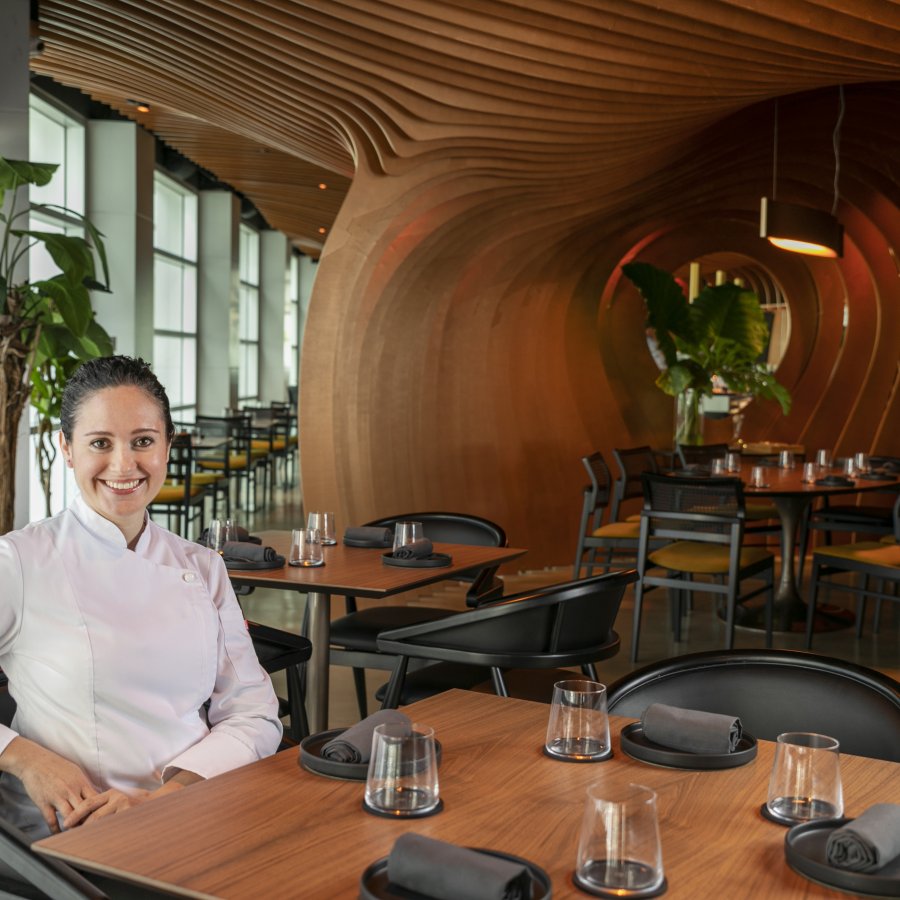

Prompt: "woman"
[0,356,282,837]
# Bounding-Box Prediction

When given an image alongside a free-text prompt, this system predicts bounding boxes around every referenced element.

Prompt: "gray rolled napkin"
[321,709,411,764]
[393,538,433,559]
[826,804,900,872]
[344,525,393,544]
[386,833,532,900]
[222,542,277,563]
[641,702,742,754]
[197,526,261,545]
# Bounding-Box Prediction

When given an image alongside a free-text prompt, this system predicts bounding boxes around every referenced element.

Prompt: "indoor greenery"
[0,157,112,533]
[621,260,791,445]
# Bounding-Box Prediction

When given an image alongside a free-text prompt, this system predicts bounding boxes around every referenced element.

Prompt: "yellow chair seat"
[197,453,250,470]
[816,542,900,568]
[249,447,269,459]
[649,541,772,575]
[153,484,204,503]
[592,522,640,539]
[190,471,226,486]
[625,513,642,523]
[746,501,778,520]
[251,438,287,452]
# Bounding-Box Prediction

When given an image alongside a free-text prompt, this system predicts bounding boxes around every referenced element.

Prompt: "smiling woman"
[0,356,282,844]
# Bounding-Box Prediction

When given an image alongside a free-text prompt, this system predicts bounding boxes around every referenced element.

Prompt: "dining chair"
[195,414,257,515]
[631,473,775,662]
[147,435,207,539]
[805,493,900,648]
[374,570,636,709]
[328,512,508,717]
[606,649,900,762]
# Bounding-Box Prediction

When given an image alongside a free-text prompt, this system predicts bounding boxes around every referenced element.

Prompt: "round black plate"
[816,476,854,487]
[573,869,668,898]
[785,818,900,897]
[382,552,452,568]
[859,472,896,482]
[343,537,393,548]
[298,729,442,781]
[359,848,552,900]
[362,797,444,819]
[619,722,757,769]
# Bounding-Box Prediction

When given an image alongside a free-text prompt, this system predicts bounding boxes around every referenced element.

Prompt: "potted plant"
[0,157,113,533]
[621,261,791,445]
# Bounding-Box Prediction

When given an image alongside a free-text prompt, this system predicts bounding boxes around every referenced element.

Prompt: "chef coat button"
[183,572,196,583]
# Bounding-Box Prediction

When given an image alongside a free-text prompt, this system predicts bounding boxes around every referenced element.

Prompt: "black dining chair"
[147,435,207,539]
[631,473,775,662]
[374,570,636,709]
[606,649,900,762]
[328,512,508,718]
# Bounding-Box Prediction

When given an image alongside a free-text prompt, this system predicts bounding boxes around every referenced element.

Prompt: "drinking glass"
[815,449,832,471]
[393,521,424,554]
[223,518,239,543]
[710,458,726,475]
[544,680,612,762]
[307,512,336,545]
[802,462,817,484]
[289,528,324,567]
[725,451,742,473]
[841,457,857,478]
[574,782,666,897]
[765,732,843,826]
[854,452,870,475]
[364,723,440,816]
[206,519,226,554]
[750,465,766,488]
[778,450,794,469]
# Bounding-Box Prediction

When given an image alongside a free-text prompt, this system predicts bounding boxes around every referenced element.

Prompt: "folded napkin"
[197,526,262,546]
[393,538,433,559]
[386,833,532,900]
[826,804,900,872]
[321,709,411,764]
[641,703,742,754]
[222,542,278,563]
[343,525,393,545]
[816,475,854,487]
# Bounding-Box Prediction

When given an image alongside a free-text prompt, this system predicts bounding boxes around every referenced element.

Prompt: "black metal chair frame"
[195,414,260,515]
[606,649,900,762]
[147,435,207,539]
[631,473,775,662]
[374,570,636,709]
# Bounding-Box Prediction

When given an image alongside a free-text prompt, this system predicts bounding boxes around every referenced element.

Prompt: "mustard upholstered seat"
[632,473,775,661]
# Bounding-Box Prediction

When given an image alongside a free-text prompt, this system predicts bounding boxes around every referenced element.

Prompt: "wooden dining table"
[228,533,527,731]
[734,463,900,628]
[35,690,900,899]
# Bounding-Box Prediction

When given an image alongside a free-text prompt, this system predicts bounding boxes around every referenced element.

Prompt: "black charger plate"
[359,849,551,900]
[382,552,452,568]
[619,722,757,769]
[785,818,900,897]
[343,537,393,548]
[859,471,896,482]
[298,729,442,781]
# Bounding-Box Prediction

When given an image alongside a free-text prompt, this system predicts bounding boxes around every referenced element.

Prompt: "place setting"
[201,517,286,570]
[382,521,453,568]
[759,730,900,896]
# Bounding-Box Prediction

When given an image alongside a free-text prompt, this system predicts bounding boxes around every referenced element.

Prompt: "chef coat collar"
[69,494,151,552]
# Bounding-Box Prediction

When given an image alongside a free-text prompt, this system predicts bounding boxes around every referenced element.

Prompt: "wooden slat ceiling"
[30,1,900,565]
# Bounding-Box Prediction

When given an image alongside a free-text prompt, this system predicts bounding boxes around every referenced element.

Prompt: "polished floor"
[233,480,898,729]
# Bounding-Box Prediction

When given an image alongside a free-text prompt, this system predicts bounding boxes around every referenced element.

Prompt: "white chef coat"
[0,495,282,834]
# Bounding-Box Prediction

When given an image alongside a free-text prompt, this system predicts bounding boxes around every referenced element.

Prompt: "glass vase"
[674,389,704,446]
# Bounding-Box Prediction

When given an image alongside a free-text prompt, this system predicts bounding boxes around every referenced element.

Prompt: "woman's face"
[59,385,170,543]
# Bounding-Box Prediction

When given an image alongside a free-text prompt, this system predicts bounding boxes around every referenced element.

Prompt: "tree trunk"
[0,338,32,535]
[35,416,56,518]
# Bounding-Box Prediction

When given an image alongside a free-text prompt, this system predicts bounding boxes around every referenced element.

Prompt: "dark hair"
[60,356,175,442]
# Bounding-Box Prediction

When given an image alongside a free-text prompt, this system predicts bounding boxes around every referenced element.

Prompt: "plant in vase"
[0,157,113,532]
[621,261,791,446]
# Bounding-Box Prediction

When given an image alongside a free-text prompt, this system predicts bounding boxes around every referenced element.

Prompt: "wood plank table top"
[227,531,528,598]
[35,690,900,899]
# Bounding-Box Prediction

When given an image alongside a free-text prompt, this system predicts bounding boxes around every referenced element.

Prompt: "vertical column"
[198,191,239,414]
[1,0,33,529]
[259,230,289,402]
[296,256,318,380]
[86,121,155,358]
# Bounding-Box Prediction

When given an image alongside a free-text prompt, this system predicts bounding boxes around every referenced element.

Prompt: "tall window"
[238,224,260,402]
[27,94,86,522]
[153,172,198,422]
[284,254,300,389]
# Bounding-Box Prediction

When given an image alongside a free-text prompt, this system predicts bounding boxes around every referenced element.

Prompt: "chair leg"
[490,668,508,697]
[352,667,368,719]
[724,579,738,651]
[285,665,309,741]
[805,559,821,649]
[764,569,774,649]
[581,662,599,681]
[631,579,645,663]
[381,657,410,710]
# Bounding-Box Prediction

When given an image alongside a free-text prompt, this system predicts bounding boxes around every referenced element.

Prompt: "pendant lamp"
[760,88,844,258]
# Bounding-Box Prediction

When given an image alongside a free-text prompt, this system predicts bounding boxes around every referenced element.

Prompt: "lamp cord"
[832,84,845,216]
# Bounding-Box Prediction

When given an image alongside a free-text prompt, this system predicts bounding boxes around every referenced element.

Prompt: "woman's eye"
[90,439,109,450]
[134,436,154,448]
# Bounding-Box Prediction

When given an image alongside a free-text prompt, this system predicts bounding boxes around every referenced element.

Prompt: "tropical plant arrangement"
[621,260,791,446]
[0,157,113,533]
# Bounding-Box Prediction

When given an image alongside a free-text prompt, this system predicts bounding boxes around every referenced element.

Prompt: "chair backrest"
[677,442,730,467]
[641,472,745,544]
[607,650,900,762]
[611,447,659,519]
[579,452,613,524]
[365,511,506,548]
[0,817,109,899]
[0,669,15,728]
[376,570,636,669]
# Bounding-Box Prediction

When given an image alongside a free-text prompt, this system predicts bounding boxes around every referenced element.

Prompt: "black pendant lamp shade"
[759,197,844,259]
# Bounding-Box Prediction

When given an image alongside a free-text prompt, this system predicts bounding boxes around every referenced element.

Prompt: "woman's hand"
[0,737,99,833]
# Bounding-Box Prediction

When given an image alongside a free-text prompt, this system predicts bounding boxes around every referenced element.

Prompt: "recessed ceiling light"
[126,98,151,113]
[318,227,327,235]
[318,182,327,190]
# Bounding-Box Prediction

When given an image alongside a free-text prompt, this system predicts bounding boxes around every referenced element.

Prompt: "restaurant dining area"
[1,1,899,898]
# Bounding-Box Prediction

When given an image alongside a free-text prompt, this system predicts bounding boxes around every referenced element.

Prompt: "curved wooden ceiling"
[32,1,900,565]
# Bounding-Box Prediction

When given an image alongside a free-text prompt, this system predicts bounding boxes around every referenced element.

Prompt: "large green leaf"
[30,204,110,291]
[11,230,95,286]
[0,158,58,190]
[31,276,92,336]
[690,284,769,361]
